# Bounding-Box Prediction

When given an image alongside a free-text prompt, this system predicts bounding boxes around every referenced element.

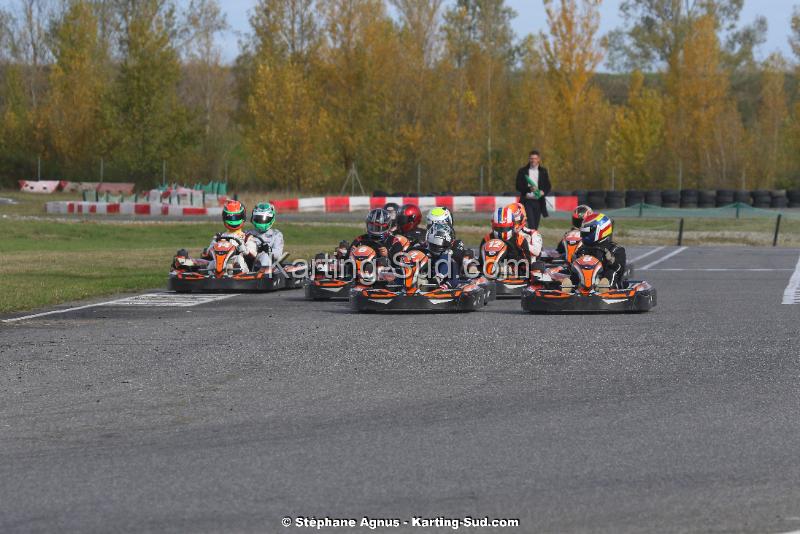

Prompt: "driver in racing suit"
[557,204,592,256]
[245,202,284,269]
[578,213,627,288]
[506,202,543,260]
[349,208,411,266]
[191,199,251,272]
[479,205,538,263]
[396,203,426,245]
[421,223,465,288]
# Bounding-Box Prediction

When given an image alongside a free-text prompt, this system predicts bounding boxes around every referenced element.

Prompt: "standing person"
[515,150,552,229]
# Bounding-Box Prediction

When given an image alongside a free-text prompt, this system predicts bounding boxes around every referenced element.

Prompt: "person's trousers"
[521,200,542,229]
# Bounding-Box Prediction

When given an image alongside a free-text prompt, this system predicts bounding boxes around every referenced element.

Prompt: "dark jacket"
[515,164,552,218]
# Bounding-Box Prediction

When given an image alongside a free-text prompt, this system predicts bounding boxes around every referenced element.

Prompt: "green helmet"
[251,202,276,232]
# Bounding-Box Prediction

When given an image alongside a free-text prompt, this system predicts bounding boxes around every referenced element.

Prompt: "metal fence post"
[638,202,644,217]
[773,214,782,247]
[677,218,684,246]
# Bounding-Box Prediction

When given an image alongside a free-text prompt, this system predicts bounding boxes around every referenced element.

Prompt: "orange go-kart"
[303,240,377,300]
[521,252,655,313]
[350,249,491,312]
[169,233,303,292]
[480,238,530,298]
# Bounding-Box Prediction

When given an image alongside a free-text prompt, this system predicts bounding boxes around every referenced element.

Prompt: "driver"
[557,204,593,255]
[349,208,410,264]
[245,202,284,269]
[201,199,251,271]
[425,206,453,229]
[579,213,626,288]
[507,202,543,259]
[396,203,425,244]
[422,223,465,288]
[479,205,535,262]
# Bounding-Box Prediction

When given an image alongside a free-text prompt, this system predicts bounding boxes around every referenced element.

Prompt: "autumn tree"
[389,0,444,192]
[440,0,517,191]
[180,0,234,181]
[607,71,664,189]
[607,0,764,72]
[748,54,789,188]
[45,0,111,179]
[665,15,743,188]
[541,0,611,188]
[318,0,401,190]
[242,0,333,191]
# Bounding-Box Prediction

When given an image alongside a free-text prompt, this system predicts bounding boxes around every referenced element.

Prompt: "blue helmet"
[580,213,613,245]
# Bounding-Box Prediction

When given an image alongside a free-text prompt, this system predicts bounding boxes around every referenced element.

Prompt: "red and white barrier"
[272,195,578,213]
[46,195,577,217]
[46,201,222,216]
[19,180,61,193]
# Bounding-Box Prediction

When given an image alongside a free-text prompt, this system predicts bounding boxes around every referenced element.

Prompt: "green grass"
[0,220,364,314]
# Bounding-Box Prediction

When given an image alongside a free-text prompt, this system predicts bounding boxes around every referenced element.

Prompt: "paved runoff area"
[1,246,799,533]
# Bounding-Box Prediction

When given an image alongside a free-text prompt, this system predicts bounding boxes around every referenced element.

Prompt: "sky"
[214,0,796,66]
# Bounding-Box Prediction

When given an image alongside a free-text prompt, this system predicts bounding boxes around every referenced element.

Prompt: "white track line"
[782,253,800,305]
[2,297,132,323]
[629,246,666,263]
[3,292,239,323]
[639,246,687,270]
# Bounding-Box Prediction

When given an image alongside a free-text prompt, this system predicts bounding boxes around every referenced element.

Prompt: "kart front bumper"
[521,281,656,313]
[168,271,287,292]
[350,285,487,312]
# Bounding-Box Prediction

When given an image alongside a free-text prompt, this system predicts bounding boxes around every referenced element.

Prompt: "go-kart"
[480,238,531,298]
[350,249,491,312]
[521,253,655,313]
[541,229,634,279]
[168,233,304,292]
[304,241,364,300]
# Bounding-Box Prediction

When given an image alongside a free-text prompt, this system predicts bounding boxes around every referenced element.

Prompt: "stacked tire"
[771,190,788,208]
[573,190,588,205]
[734,190,751,205]
[587,190,606,209]
[715,189,735,206]
[680,189,699,208]
[645,190,663,206]
[789,189,800,208]
[698,190,716,208]
[662,190,680,208]
[606,191,625,209]
[625,190,644,207]
[751,190,771,208]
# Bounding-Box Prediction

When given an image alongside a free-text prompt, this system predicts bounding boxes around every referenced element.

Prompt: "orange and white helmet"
[506,202,527,232]
[491,206,515,241]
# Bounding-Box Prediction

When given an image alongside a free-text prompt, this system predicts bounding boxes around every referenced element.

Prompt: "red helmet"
[572,204,593,229]
[397,204,422,233]
[506,202,527,232]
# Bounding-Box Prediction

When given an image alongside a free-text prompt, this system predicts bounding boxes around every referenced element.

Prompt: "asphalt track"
[2,246,800,534]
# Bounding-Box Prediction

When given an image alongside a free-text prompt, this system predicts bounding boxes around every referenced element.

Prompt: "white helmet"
[425,206,453,229]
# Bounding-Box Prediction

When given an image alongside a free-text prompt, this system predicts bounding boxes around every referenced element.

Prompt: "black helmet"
[572,204,593,229]
[426,223,454,254]
[366,208,392,239]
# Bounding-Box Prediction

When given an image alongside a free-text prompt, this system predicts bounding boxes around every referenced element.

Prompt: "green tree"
[180,0,234,181]
[45,0,111,179]
[104,0,194,185]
